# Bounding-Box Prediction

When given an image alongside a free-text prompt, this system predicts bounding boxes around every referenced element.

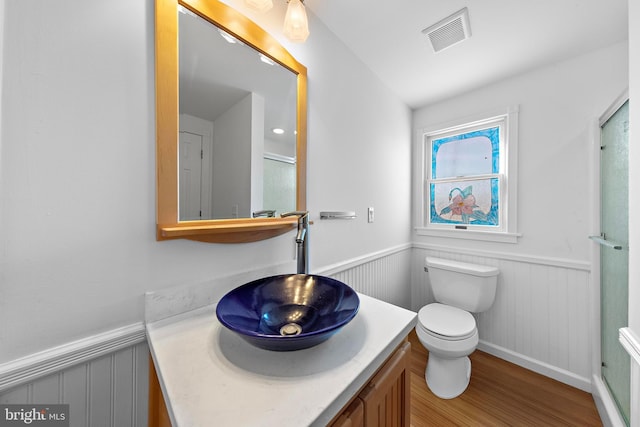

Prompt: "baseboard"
[0,322,146,392]
[0,243,602,415]
[592,374,627,427]
[477,340,591,392]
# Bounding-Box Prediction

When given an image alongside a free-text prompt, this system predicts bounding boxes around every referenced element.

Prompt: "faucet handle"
[252,209,276,218]
[281,211,309,223]
[281,211,308,218]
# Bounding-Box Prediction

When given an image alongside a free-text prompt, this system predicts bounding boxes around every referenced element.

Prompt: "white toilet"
[415,257,499,399]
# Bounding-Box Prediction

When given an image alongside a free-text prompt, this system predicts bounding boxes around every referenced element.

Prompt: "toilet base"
[425,353,471,399]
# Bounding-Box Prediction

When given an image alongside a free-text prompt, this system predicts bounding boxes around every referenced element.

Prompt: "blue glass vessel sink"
[216,274,360,351]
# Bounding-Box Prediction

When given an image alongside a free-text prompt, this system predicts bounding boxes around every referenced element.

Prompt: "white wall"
[412,41,628,392]
[221,0,414,265]
[413,41,629,262]
[212,93,256,218]
[0,0,412,364]
[627,1,640,425]
[629,0,639,352]
[250,93,265,216]
[0,0,4,169]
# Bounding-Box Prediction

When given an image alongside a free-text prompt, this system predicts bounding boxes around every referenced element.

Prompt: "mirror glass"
[178,7,298,221]
[156,0,307,243]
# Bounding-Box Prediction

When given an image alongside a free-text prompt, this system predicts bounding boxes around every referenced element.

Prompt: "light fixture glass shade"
[283,0,309,43]
[244,0,273,13]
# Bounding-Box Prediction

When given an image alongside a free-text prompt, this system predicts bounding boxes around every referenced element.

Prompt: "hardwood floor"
[408,331,603,426]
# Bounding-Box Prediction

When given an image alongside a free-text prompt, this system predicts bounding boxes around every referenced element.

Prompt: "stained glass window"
[425,121,504,230]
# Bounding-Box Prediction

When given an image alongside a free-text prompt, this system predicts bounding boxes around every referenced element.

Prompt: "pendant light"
[283,0,309,43]
[245,0,310,43]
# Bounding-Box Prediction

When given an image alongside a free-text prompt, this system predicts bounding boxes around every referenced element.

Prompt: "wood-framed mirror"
[156,0,307,243]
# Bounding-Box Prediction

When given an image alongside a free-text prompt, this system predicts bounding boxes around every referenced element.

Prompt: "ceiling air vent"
[422,7,471,53]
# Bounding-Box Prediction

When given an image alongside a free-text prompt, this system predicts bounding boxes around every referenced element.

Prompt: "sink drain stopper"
[280,323,303,336]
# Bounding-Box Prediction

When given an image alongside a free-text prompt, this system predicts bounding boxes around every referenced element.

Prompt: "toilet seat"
[418,303,476,341]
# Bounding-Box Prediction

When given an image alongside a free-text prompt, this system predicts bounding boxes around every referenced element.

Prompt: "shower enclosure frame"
[590,89,629,427]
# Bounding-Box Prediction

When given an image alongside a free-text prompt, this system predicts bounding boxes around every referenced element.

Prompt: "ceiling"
[179,8,298,149]
[304,0,629,109]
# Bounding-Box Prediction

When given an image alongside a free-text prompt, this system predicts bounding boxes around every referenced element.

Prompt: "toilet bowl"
[416,303,479,399]
[416,257,499,399]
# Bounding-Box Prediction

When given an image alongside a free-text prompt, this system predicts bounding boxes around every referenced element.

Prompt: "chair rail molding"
[619,328,640,426]
[413,242,591,271]
[620,327,640,366]
[315,243,413,277]
[0,243,600,423]
[412,244,593,392]
[0,322,146,392]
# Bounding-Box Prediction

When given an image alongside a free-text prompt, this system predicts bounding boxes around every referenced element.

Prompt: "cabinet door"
[149,356,173,427]
[359,341,411,427]
[331,398,365,427]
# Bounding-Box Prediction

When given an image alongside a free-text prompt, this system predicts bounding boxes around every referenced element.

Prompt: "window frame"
[415,106,520,243]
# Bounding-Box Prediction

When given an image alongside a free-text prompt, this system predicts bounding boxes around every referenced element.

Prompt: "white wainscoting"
[317,244,413,310]
[632,362,639,427]
[413,243,593,392]
[0,340,149,427]
[0,243,597,424]
[0,247,412,427]
[620,327,640,426]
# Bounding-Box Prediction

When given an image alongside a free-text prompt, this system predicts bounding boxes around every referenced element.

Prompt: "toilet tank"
[425,257,499,312]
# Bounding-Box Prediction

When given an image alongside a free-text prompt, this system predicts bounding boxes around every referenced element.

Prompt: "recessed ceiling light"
[218,29,239,44]
[259,54,275,66]
[272,128,285,135]
[178,5,198,18]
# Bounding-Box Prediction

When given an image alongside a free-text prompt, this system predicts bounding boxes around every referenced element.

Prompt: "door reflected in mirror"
[179,7,297,221]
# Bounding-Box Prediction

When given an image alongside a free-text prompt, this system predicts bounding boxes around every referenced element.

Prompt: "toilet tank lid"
[425,257,499,277]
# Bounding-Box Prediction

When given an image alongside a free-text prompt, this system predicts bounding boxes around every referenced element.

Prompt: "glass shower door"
[599,99,630,425]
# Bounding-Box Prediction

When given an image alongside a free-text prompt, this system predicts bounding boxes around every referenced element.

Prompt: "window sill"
[415,227,521,244]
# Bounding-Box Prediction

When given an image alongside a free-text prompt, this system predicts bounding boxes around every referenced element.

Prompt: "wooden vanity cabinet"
[148,340,411,427]
[330,340,411,427]
[149,357,172,427]
[331,398,365,427]
[359,340,411,426]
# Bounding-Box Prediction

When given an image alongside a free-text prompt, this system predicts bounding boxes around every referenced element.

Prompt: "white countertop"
[147,292,417,427]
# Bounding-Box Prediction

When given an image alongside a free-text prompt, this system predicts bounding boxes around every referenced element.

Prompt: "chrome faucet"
[281,211,309,274]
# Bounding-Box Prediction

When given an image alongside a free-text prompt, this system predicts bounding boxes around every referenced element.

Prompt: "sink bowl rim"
[215,273,360,340]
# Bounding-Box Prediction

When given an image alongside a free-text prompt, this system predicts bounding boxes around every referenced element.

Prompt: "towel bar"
[320,211,357,220]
